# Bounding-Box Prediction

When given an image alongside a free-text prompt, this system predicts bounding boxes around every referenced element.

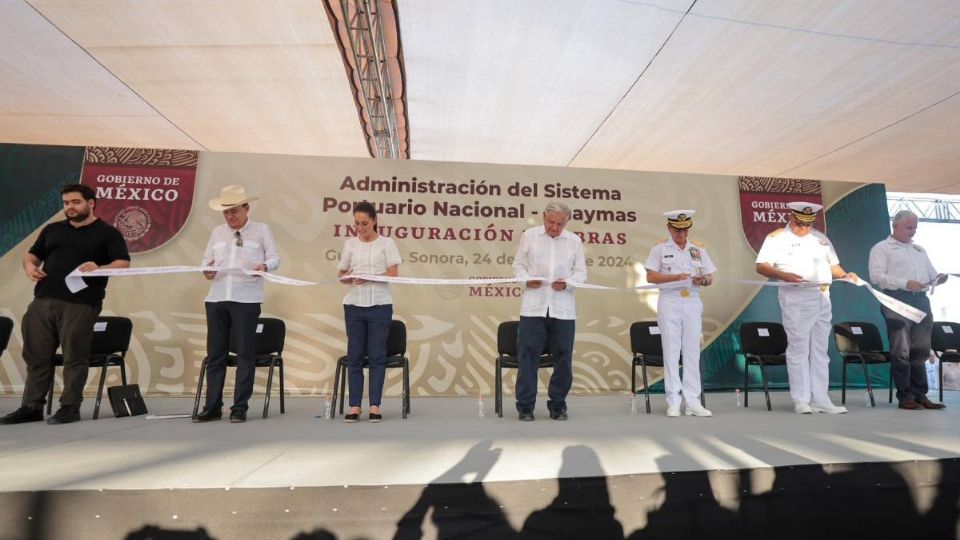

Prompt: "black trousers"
[204,301,261,412]
[20,297,100,408]
[882,293,933,402]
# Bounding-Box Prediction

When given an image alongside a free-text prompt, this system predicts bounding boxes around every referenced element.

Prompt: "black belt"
[881,289,927,297]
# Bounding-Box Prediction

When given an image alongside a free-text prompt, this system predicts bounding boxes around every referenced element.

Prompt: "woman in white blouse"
[338,202,402,422]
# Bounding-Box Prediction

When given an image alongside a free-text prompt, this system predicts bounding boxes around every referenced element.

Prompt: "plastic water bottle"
[323,396,333,420]
[628,392,637,415]
[735,389,742,407]
[476,394,485,418]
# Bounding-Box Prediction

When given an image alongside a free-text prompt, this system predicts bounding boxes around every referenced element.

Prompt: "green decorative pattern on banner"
[0,143,85,256]
[648,183,890,394]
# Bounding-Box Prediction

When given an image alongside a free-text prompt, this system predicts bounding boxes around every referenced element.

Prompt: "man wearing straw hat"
[644,210,716,418]
[756,202,857,415]
[194,185,280,424]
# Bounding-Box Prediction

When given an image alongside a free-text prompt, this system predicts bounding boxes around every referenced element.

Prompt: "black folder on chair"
[107,384,148,417]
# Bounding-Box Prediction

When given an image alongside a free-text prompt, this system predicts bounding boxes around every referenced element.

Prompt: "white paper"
[93,322,107,332]
[256,323,264,334]
[851,326,863,335]
[648,326,661,335]
[944,326,955,334]
[757,328,770,337]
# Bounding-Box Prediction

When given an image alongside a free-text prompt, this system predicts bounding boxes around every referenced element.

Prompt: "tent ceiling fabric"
[1,0,958,193]
[18,0,368,156]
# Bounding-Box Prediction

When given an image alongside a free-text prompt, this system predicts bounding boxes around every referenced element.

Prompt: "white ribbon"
[64,265,928,322]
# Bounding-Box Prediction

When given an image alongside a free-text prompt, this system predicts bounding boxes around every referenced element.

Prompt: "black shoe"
[518,411,535,421]
[0,406,44,425]
[549,410,568,421]
[369,413,383,423]
[193,407,223,423]
[344,413,359,423]
[229,409,247,423]
[46,405,81,425]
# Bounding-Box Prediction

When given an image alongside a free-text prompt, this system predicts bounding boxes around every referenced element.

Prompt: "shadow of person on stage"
[520,445,623,540]
[393,439,517,540]
[627,454,741,540]
[124,525,214,539]
[289,528,338,540]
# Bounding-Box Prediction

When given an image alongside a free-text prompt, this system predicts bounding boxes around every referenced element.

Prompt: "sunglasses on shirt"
[234,230,243,247]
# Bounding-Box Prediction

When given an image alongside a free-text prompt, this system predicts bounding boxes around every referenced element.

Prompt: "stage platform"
[1,391,959,539]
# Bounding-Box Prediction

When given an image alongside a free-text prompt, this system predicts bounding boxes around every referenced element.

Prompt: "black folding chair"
[331,320,410,419]
[629,321,704,414]
[193,317,286,419]
[833,322,893,407]
[47,316,133,419]
[739,322,788,411]
[932,321,960,402]
[494,320,556,417]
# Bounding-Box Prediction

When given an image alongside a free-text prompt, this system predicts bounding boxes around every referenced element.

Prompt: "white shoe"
[794,402,813,414]
[666,405,681,417]
[684,403,713,417]
[811,401,848,414]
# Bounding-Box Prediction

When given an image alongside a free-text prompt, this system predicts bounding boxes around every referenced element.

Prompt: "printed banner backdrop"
[738,176,825,253]
[81,147,198,253]
[0,148,889,399]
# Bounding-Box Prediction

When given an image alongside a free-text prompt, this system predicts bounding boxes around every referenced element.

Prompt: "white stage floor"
[1,391,959,492]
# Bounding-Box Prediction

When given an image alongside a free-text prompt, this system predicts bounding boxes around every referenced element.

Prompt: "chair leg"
[93,364,109,420]
[758,363,772,411]
[278,359,285,414]
[641,359,651,414]
[841,360,847,404]
[338,361,347,415]
[889,366,894,404]
[631,359,637,396]
[699,360,706,407]
[495,359,503,418]
[743,362,750,408]
[263,359,276,419]
[402,359,410,419]
[120,361,128,386]
[192,359,207,418]
[861,360,876,407]
[331,360,342,419]
[939,360,944,402]
[47,368,56,416]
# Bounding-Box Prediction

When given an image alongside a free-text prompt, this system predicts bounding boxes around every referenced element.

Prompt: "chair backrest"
[91,316,133,356]
[739,322,787,356]
[630,321,663,356]
[386,320,406,357]
[231,317,286,356]
[932,321,960,353]
[496,321,550,357]
[0,316,13,354]
[833,321,885,353]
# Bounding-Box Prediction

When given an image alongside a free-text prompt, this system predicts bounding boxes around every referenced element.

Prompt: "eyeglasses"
[234,230,243,247]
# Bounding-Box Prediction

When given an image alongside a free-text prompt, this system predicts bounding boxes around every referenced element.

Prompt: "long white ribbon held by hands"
[842,276,927,323]
[65,265,321,293]
[345,274,690,291]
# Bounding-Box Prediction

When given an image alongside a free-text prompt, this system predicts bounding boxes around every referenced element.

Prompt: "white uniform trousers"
[656,293,704,408]
[778,288,833,405]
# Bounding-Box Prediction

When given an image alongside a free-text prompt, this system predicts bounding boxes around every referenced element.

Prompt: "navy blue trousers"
[515,315,575,413]
[345,304,393,407]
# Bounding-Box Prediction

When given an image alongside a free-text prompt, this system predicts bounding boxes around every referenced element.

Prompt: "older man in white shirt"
[512,202,587,421]
[869,210,947,410]
[194,185,280,424]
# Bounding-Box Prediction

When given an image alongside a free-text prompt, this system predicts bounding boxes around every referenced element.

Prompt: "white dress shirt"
[868,236,938,291]
[756,227,838,292]
[644,238,718,298]
[339,235,402,307]
[201,220,280,303]
[512,226,587,320]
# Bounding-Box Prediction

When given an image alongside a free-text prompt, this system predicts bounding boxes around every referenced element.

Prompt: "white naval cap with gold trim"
[786,201,822,224]
[664,209,695,230]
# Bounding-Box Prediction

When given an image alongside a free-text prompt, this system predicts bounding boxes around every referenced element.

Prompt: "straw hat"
[208,185,258,211]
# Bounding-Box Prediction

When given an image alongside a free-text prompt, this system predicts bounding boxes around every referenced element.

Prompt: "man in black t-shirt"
[1,184,130,425]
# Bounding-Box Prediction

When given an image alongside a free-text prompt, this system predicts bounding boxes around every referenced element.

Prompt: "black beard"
[66,210,90,222]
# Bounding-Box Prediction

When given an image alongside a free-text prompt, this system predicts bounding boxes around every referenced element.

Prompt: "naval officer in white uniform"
[644,210,716,417]
[755,202,857,414]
